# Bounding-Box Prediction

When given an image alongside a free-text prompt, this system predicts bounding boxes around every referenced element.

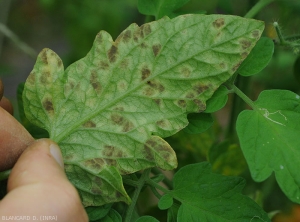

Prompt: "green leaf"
[204,85,229,113]
[170,162,270,222]
[294,55,300,84]
[135,216,160,222]
[158,194,173,210]
[85,204,112,221]
[23,14,264,206]
[208,140,247,176]
[101,209,122,222]
[17,83,49,138]
[183,113,213,134]
[138,0,190,19]
[238,37,274,76]
[237,89,300,204]
[167,202,180,222]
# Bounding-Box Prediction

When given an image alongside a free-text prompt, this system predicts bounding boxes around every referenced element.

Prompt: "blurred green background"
[0,0,300,221]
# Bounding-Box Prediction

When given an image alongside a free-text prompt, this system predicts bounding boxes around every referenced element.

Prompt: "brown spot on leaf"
[219,63,226,69]
[57,59,62,67]
[141,67,151,80]
[157,120,169,128]
[240,39,252,49]
[40,71,50,84]
[133,28,144,42]
[143,143,155,161]
[121,59,129,69]
[123,121,134,132]
[102,145,115,157]
[147,81,165,92]
[43,98,54,113]
[252,30,260,38]
[99,61,109,70]
[185,92,195,99]
[90,71,102,94]
[41,50,48,64]
[91,188,102,195]
[177,100,186,108]
[213,18,225,28]
[105,159,117,165]
[83,120,96,128]
[153,99,161,106]
[84,158,104,171]
[123,30,132,43]
[241,52,248,59]
[141,23,152,36]
[108,45,118,63]
[152,44,161,57]
[144,87,155,96]
[96,32,104,44]
[111,114,124,124]
[232,62,242,72]
[193,99,206,112]
[27,72,36,85]
[113,106,124,111]
[140,42,147,49]
[181,67,191,77]
[193,84,209,95]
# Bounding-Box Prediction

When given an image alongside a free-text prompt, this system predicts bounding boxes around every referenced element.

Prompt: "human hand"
[0,80,88,221]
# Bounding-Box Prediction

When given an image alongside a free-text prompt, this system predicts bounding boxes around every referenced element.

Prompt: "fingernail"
[50,143,64,169]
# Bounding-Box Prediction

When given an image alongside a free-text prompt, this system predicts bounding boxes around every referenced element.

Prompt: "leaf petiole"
[230,84,258,111]
[244,0,275,19]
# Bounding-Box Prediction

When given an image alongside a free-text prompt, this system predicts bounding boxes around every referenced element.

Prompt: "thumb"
[0,139,88,222]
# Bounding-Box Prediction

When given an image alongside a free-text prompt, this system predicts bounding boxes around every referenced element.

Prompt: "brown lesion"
[252,30,260,38]
[110,113,135,132]
[90,71,102,94]
[108,44,118,63]
[213,18,225,28]
[193,99,206,112]
[177,100,187,108]
[42,97,54,113]
[141,23,152,36]
[147,80,165,92]
[141,66,151,80]
[240,39,252,50]
[40,50,48,64]
[82,120,96,128]
[152,44,161,57]
[193,84,209,95]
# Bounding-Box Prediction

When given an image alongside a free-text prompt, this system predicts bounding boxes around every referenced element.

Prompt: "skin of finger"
[0,139,88,222]
[0,106,34,171]
[0,96,14,115]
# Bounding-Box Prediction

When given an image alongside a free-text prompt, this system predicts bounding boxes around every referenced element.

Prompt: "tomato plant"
[1,0,300,221]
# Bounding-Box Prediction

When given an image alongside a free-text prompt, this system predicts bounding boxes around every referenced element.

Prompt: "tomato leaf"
[237,90,300,204]
[23,14,263,206]
[170,162,270,222]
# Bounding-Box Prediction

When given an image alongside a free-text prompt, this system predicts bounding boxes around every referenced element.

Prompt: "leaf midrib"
[53,17,260,143]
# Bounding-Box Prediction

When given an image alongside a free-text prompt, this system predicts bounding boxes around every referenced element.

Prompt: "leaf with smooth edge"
[138,0,190,19]
[238,37,274,76]
[237,90,300,204]
[158,194,173,210]
[23,14,263,206]
[135,216,160,222]
[85,204,112,221]
[171,162,270,222]
[204,85,229,113]
[183,113,213,134]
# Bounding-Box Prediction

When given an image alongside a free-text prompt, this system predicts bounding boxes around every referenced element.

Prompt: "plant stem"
[124,169,151,222]
[244,0,275,18]
[231,84,258,111]
[0,22,37,58]
[151,168,173,190]
[146,177,170,194]
[0,169,11,181]
[273,22,287,45]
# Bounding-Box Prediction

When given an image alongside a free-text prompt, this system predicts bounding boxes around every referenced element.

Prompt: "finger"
[0,96,14,115]
[0,107,34,171]
[0,139,88,222]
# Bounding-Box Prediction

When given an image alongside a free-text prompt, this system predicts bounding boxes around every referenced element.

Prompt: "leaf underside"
[23,14,263,206]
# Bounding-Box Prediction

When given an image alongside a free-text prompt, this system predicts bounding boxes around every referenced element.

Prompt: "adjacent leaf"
[158,194,173,210]
[169,162,270,222]
[135,216,160,222]
[204,85,229,113]
[208,140,247,176]
[237,90,300,204]
[23,14,264,206]
[294,55,300,84]
[183,113,213,134]
[85,204,112,221]
[238,37,274,76]
[101,209,122,222]
[138,0,190,19]
[167,202,180,222]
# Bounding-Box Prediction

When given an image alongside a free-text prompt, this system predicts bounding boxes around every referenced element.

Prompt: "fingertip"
[0,96,13,115]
